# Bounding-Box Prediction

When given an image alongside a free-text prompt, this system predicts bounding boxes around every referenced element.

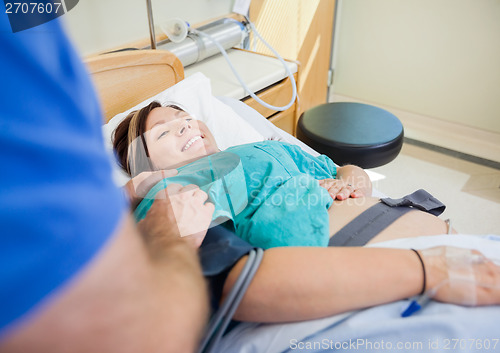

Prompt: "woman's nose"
[176,120,191,136]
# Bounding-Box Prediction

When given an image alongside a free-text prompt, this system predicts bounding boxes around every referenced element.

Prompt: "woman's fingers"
[318,178,367,200]
[318,179,349,200]
[350,189,366,199]
[333,184,354,200]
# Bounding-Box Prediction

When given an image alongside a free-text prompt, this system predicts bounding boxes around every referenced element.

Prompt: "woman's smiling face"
[144,106,219,169]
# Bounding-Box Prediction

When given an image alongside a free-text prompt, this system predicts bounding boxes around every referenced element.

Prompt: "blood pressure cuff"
[198,224,256,311]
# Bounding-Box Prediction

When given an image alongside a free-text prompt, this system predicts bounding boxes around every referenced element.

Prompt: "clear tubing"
[158,17,298,111]
[191,21,298,112]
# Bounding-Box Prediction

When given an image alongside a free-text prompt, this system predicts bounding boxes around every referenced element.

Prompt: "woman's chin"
[157,146,220,170]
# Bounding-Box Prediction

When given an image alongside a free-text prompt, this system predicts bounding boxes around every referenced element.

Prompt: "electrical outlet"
[233,0,251,16]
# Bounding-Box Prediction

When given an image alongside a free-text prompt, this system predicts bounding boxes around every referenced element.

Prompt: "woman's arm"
[223,245,500,323]
[223,247,422,322]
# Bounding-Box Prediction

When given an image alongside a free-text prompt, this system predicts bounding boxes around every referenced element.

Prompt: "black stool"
[297,102,404,169]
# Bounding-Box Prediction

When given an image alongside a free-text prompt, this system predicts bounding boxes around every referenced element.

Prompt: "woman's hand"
[137,183,215,250]
[318,178,365,200]
[319,165,372,201]
[420,247,500,306]
[125,170,178,209]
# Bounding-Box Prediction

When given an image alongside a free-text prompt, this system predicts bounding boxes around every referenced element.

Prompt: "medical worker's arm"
[0,212,209,353]
[222,246,500,322]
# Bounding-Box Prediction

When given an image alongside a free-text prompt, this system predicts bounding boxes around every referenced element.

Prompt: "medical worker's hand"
[125,169,178,209]
[137,183,215,250]
[318,178,366,201]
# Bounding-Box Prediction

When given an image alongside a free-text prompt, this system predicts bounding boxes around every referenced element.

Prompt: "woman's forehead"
[146,106,188,129]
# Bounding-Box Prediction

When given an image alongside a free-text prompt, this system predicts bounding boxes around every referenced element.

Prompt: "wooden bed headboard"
[85,50,184,123]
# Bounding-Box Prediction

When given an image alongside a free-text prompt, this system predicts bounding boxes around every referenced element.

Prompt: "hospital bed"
[87,50,500,353]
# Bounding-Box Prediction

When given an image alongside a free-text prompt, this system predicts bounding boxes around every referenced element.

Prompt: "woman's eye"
[185,118,192,122]
[158,130,169,139]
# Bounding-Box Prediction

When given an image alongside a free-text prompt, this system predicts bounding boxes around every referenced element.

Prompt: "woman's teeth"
[182,135,202,151]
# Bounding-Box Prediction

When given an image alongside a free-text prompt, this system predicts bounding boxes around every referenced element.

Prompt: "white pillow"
[102,73,265,186]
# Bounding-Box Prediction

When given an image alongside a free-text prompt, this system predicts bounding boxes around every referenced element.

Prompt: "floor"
[368,142,500,235]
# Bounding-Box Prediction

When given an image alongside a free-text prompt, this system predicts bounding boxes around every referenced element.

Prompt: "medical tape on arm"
[443,247,478,306]
[403,246,500,316]
[421,246,500,306]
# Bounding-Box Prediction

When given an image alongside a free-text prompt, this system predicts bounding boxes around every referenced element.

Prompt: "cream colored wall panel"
[333,0,500,134]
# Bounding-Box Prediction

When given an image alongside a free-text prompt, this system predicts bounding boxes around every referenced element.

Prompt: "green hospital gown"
[135,141,337,248]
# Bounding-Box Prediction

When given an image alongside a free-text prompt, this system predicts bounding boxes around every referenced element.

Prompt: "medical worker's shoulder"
[0,16,128,334]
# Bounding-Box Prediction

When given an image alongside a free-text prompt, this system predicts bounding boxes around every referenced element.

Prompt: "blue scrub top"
[0,11,126,333]
[136,141,337,248]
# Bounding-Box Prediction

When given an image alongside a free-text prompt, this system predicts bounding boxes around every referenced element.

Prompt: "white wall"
[332,0,500,135]
[62,0,235,57]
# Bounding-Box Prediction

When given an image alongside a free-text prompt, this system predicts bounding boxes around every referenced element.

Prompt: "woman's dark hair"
[113,101,160,176]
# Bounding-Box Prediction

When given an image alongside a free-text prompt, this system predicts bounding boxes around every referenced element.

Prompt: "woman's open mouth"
[182,135,203,152]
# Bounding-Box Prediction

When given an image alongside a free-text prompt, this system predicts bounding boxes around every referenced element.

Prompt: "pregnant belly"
[328,197,450,245]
